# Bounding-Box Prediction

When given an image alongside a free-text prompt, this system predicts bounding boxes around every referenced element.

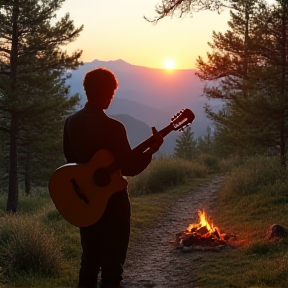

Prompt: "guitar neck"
[133,123,174,154]
[106,123,174,175]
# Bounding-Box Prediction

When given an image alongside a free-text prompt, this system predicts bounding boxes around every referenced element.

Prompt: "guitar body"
[48,149,128,227]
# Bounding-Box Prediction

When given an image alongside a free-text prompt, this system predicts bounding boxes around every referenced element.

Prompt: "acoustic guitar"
[48,108,195,227]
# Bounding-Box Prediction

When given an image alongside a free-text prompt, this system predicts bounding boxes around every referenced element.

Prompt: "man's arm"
[110,122,163,176]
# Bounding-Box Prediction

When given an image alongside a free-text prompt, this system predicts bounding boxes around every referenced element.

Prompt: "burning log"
[197,226,209,235]
[176,209,233,252]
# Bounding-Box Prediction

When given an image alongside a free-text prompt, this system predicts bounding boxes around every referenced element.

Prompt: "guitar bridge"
[71,179,89,203]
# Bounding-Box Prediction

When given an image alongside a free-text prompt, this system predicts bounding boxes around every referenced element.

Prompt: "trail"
[124,175,225,288]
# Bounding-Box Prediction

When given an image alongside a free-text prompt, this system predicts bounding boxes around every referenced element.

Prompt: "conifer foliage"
[174,126,196,160]
[195,0,288,164]
[0,0,83,212]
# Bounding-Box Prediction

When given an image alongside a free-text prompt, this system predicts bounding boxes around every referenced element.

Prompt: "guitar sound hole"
[93,168,111,187]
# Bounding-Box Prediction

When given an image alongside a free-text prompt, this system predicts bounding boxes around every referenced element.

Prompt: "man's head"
[83,68,119,109]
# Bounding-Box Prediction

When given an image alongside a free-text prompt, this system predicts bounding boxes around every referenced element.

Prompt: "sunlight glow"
[164,59,176,70]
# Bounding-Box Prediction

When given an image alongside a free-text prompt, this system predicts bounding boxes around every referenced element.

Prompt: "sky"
[57,0,276,70]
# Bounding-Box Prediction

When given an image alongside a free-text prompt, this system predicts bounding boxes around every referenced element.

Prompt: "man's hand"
[147,127,164,154]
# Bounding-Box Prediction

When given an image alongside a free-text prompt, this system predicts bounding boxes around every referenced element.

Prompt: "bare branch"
[144,0,230,23]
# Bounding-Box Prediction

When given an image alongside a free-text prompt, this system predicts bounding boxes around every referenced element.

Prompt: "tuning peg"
[171,113,180,120]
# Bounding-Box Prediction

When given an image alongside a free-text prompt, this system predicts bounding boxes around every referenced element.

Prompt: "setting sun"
[164,59,176,70]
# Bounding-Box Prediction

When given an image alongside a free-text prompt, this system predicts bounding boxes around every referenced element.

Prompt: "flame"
[186,209,215,233]
[199,209,214,231]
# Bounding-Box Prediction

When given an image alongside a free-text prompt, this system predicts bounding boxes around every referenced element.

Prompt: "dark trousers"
[78,189,131,288]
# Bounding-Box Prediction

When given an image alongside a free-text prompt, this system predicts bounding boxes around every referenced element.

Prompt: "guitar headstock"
[171,108,195,131]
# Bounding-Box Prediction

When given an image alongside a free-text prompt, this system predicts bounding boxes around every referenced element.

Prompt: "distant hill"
[111,114,179,154]
[108,98,210,141]
[66,59,223,153]
[110,114,151,148]
[108,98,171,128]
[68,59,204,110]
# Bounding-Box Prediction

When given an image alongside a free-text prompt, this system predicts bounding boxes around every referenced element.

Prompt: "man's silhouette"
[63,68,163,288]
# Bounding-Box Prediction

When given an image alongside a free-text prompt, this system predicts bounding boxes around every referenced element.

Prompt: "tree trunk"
[6,112,19,212]
[6,0,19,213]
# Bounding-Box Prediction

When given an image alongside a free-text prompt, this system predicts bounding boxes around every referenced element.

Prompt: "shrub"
[44,209,64,222]
[196,153,220,173]
[220,155,284,199]
[17,195,47,214]
[218,155,245,173]
[0,214,63,278]
[129,156,208,195]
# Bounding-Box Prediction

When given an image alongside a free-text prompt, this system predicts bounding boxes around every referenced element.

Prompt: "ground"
[123,175,225,288]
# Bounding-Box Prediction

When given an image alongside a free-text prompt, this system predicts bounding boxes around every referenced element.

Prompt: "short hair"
[83,67,119,103]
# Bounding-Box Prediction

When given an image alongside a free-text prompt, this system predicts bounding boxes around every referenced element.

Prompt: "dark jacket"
[63,102,152,176]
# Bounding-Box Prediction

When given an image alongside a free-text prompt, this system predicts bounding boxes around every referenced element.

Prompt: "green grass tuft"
[0,214,64,279]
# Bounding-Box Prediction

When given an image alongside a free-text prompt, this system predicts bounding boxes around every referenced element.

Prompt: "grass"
[128,155,209,195]
[0,212,64,286]
[193,155,288,288]
[0,154,287,287]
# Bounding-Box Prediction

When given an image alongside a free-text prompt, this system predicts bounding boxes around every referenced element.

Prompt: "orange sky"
[58,0,275,70]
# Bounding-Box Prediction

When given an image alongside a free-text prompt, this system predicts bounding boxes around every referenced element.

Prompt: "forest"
[1,0,288,212]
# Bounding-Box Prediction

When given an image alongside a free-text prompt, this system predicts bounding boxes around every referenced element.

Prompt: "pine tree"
[195,0,288,163]
[174,126,196,160]
[253,0,288,166]
[195,0,262,149]
[0,0,83,211]
[196,126,213,155]
[196,0,266,99]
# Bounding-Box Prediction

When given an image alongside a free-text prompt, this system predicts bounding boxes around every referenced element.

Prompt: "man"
[63,67,163,288]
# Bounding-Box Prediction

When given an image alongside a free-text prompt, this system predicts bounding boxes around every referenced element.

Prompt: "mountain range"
[66,59,222,154]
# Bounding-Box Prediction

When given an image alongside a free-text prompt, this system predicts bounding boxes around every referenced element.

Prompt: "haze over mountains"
[67,59,221,154]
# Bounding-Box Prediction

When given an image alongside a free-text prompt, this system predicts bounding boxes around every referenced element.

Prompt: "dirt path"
[123,175,225,288]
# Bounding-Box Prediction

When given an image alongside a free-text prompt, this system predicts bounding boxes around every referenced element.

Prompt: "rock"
[266,224,288,241]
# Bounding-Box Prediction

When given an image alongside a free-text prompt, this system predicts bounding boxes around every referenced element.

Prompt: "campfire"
[175,209,236,252]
